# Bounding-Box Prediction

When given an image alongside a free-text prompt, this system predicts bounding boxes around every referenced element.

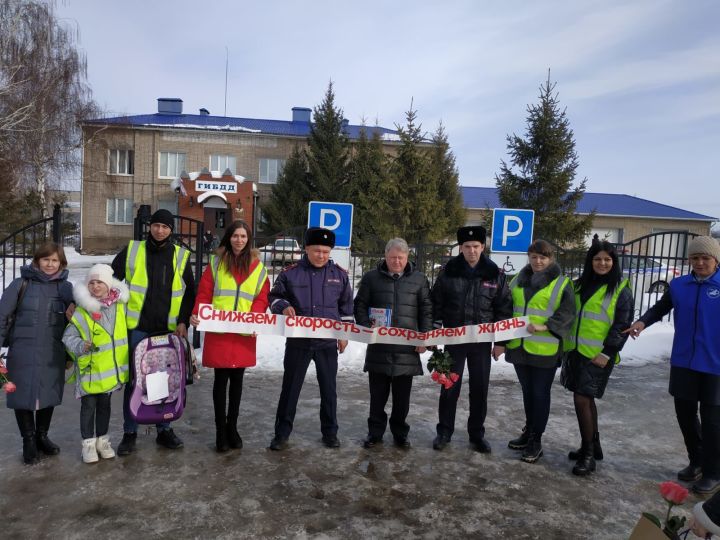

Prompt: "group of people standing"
[1,214,720,497]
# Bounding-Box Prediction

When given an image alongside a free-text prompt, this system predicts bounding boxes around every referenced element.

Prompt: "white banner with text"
[196,304,531,346]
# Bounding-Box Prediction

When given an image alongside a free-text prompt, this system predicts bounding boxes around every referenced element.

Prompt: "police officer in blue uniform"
[268,227,354,450]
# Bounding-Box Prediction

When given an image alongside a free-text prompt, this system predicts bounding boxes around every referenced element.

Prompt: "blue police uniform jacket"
[669,270,720,375]
[269,256,354,350]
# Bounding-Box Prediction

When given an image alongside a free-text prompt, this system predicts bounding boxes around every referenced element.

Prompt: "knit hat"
[457,226,487,245]
[86,264,114,288]
[150,209,175,231]
[304,227,335,248]
[688,236,720,262]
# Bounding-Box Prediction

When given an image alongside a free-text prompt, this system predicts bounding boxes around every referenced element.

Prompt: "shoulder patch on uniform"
[281,263,299,272]
[333,263,348,274]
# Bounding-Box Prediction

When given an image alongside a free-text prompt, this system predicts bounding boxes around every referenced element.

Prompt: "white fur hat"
[86,264,114,288]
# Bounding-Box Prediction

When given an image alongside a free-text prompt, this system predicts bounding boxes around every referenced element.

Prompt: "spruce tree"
[429,122,465,238]
[262,146,310,234]
[346,126,394,252]
[495,73,593,247]
[391,107,439,245]
[306,81,350,201]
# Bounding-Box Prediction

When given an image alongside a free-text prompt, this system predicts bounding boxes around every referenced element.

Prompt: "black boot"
[226,416,243,449]
[216,421,230,453]
[572,441,596,476]
[508,426,530,450]
[521,432,543,463]
[35,407,60,455]
[568,432,603,461]
[15,410,38,465]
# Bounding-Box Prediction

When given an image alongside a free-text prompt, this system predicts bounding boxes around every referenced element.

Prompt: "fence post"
[192,220,204,349]
[52,204,62,243]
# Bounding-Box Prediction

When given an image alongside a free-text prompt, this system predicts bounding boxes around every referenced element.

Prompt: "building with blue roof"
[79,98,401,251]
[462,186,715,243]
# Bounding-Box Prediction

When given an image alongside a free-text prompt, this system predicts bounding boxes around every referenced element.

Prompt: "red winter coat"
[192,256,269,368]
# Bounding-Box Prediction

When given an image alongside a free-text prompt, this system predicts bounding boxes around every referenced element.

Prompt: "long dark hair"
[217,220,254,276]
[576,235,622,294]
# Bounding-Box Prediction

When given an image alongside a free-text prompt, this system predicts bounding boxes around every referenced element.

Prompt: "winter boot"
[82,438,99,463]
[117,432,137,456]
[572,441,597,476]
[521,432,544,463]
[226,417,243,450]
[569,432,603,461]
[35,407,60,455]
[96,435,115,459]
[216,422,230,453]
[15,410,38,465]
[508,426,530,450]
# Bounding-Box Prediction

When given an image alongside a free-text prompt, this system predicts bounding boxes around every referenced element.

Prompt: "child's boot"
[96,435,115,459]
[82,438,99,463]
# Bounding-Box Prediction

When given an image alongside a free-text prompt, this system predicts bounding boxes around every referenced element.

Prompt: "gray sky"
[58,0,720,220]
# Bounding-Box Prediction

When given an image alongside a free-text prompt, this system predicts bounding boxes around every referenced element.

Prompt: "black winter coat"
[354,261,433,376]
[0,265,73,410]
[430,253,513,329]
[112,237,196,333]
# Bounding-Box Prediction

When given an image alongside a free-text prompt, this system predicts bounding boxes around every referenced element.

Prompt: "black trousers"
[513,363,558,436]
[213,368,245,424]
[274,345,338,439]
[436,343,491,440]
[674,398,720,478]
[367,372,413,439]
[80,393,112,439]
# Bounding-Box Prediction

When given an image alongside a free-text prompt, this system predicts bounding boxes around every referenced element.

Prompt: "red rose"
[438,373,448,384]
[3,381,16,393]
[431,371,440,382]
[0,365,8,374]
[659,481,689,505]
[91,312,102,321]
[442,380,454,389]
[449,372,460,383]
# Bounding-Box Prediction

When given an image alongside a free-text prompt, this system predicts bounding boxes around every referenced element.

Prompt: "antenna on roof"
[224,46,229,116]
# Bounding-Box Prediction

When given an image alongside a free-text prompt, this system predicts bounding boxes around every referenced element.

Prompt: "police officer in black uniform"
[430,225,513,452]
[268,227,354,450]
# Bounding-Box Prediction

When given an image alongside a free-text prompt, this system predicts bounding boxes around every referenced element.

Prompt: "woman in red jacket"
[190,221,269,452]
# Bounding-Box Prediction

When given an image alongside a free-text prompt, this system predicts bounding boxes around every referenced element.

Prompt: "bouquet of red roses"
[426,348,460,390]
[0,353,17,393]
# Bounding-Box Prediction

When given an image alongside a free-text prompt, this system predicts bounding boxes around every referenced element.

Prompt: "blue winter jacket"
[640,270,720,375]
[269,256,354,350]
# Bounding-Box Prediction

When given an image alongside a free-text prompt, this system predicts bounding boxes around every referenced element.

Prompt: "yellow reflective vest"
[68,305,130,396]
[210,255,268,313]
[507,275,571,356]
[565,279,629,362]
[125,240,190,331]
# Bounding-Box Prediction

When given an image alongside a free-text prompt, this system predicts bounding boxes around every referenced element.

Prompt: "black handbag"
[182,336,198,385]
[2,279,29,348]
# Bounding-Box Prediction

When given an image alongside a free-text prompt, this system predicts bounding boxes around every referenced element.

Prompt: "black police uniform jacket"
[354,260,433,377]
[431,253,513,330]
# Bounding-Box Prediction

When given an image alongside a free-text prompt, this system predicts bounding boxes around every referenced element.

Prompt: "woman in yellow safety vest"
[63,264,130,464]
[505,239,576,464]
[561,236,633,476]
[190,220,269,453]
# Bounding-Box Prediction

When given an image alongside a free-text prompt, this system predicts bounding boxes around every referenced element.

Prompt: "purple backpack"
[129,334,186,424]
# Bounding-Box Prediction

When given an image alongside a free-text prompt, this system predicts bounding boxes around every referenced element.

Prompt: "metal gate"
[0,204,64,291]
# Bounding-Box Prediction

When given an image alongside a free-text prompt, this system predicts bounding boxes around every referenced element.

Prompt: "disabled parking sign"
[490,208,534,253]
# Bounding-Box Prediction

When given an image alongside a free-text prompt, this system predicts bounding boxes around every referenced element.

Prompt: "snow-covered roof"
[196,191,228,204]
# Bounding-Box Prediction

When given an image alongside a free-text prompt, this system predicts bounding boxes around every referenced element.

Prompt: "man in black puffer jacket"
[354,238,433,449]
[430,225,513,453]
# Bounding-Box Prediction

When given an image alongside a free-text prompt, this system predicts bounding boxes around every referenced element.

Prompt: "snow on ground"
[14,248,678,377]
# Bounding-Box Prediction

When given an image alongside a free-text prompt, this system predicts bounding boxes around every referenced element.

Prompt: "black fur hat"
[304,227,335,248]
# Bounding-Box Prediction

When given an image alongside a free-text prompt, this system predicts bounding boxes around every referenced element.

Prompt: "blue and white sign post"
[489,208,535,274]
[308,201,354,268]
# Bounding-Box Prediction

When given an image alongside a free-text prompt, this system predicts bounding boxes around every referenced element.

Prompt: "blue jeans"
[122,329,171,434]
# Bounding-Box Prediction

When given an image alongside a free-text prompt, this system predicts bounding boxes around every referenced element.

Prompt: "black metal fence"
[0,204,65,291]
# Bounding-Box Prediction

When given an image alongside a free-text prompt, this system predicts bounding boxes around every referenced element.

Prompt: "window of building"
[258,158,286,184]
[210,154,236,174]
[109,149,134,175]
[106,198,133,225]
[159,151,186,178]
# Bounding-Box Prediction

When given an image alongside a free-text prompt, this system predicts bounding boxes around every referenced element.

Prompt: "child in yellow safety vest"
[63,264,130,464]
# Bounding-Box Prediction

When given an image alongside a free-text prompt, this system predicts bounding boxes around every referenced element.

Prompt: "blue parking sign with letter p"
[308,201,354,248]
[490,208,535,253]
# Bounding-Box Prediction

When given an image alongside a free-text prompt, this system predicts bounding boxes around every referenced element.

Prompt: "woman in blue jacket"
[627,236,720,495]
